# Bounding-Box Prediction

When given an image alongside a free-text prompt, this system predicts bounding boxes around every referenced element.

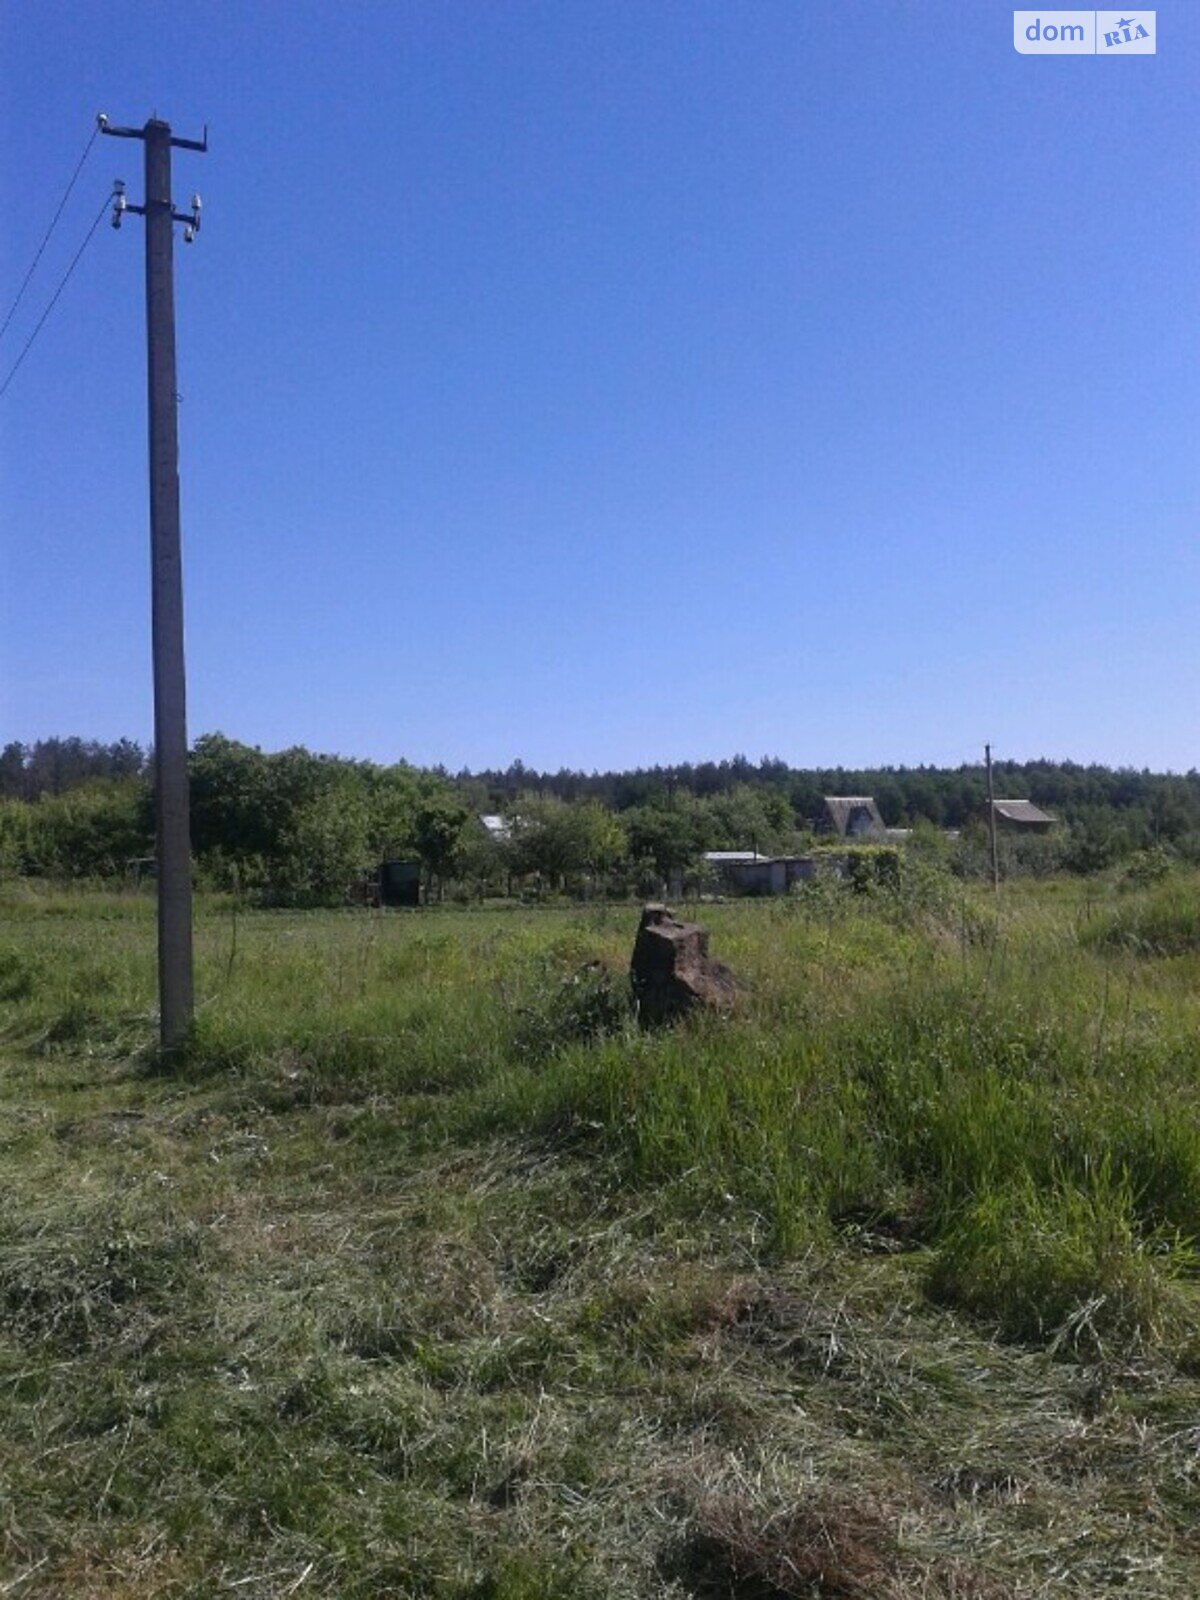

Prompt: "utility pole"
[100,112,206,1051]
[984,742,1000,894]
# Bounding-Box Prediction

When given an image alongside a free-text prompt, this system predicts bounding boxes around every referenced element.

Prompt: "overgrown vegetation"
[3,869,1200,1594]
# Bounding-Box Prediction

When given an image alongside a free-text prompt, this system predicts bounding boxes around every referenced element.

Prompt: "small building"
[378,859,421,907]
[701,850,770,892]
[727,857,788,896]
[703,849,769,867]
[724,855,819,896]
[820,796,886,841]
[776,855,820,889]
[991,799,1057,834]
[479,814,511,842]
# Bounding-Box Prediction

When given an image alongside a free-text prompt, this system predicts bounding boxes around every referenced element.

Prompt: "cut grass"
[2,878,1200,1594]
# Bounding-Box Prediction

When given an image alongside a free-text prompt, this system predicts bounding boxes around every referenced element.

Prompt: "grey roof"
[703,850,770,863]
[991,799,1056,825]
[821,796,885,836]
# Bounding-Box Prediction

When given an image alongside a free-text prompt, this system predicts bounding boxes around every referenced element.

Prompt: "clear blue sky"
[2,2,1196,773]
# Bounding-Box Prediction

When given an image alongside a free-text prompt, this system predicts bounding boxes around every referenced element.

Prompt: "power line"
[0,121,101,343]
[0,190,113,400]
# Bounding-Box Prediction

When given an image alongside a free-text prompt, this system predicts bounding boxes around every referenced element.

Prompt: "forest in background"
[2,734,1199,902]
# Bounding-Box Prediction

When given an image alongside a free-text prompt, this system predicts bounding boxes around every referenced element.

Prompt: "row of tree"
[0,736,800,902]
[1,738,147,799]
[458,755,1200,838]
[7,737,1199,835]
[2,734,1199,902]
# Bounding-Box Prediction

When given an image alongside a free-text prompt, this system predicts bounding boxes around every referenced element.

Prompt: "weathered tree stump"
[629,904,739,1027]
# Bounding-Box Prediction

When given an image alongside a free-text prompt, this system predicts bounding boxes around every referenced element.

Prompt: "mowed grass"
[2,875,1200,1596]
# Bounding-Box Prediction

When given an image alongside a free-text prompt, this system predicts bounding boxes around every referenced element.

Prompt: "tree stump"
[630,904,739,1027]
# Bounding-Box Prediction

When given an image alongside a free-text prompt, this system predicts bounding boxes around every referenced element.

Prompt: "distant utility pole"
[984,742,1000,894]
[100,112,206,1050]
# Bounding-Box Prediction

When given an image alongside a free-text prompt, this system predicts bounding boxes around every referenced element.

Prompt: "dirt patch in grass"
[667,1489,1017,1599]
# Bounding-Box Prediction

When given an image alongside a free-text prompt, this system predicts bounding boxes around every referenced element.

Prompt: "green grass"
[1083,878,1200,957]
[2,875,1200,1595]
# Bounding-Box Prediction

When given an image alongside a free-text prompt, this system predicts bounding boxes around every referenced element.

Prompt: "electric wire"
[0,190,114,400]
[0,123,101,343]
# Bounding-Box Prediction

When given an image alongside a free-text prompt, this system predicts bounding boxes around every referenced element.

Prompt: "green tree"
[703,784,791,854]
[24,782,148,878]
[623,800,705,885]
[455,822,505,901]
[0,799,30,877]
[412,793,471,899]
[362,763,427,859]
[0,744,26,799]
[271,781,371,905]
[505,798,626,893]
[188,735,282,863]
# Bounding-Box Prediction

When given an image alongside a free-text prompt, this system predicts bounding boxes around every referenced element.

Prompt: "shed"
[820,796,886,840]
[727,858,788,896]
[777,855,818,887]
[725,855,817,896]
[379,859,421,907]
[702,850,769,890]
[991,799,1057,834]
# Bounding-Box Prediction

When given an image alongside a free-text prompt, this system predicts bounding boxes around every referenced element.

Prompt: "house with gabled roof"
[990,799,1057,834]
[819,796,886,840]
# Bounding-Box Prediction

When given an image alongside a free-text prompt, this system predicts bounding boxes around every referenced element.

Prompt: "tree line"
[2,734,1198,902]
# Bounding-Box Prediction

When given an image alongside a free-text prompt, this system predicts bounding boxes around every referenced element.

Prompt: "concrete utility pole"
[100,112,206,1050]
[984,742,1000,894]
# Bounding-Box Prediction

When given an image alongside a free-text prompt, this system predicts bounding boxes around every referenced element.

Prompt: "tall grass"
[4,877,1200,1353]
[1082,879,1200,957]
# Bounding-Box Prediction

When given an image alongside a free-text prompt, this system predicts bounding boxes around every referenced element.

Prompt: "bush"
[0,799,30,879]
[952,826,1067,880]
[846,847,901,894]
[513,960,632,1061]
[1122,845,1175,888]
[23,783,148,878]
[0,946,38,1002]
[1083,882,1200,956]
[1063,824,1126,876]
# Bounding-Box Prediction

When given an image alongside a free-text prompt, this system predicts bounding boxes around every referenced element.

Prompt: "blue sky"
[2,1,1196,772]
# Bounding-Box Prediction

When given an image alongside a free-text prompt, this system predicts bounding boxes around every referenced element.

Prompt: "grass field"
[3,873,1200,1597]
